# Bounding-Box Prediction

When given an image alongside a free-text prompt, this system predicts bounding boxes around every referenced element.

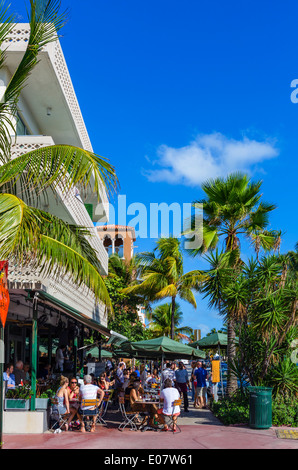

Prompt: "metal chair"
[49,398,70,432]
[80,399,100,432]
[97,390,113,425]
[118,396,139,431]
[166,399,182,433]
[158,398,182,434]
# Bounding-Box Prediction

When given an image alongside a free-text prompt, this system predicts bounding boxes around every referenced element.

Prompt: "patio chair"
[49,398,70,432]
[97,390,113,425]
[80,399,100,432]
[118,396,140,431]
[164,399,182,434]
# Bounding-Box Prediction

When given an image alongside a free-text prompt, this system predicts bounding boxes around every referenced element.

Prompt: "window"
[16,113,30,136]
[103,235,113,256]
[115,235,124,258]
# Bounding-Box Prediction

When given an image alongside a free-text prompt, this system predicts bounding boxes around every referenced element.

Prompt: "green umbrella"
[189,332,238,349]
[120,336,206,360]
[86,347,113,358]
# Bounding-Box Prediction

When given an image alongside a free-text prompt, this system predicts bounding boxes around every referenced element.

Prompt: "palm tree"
[123,237,204,339]
[185,173,278,395]
[0,1,118,310]
[146,302,193,341]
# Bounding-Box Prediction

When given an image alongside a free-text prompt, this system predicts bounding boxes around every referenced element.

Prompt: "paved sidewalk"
[3,405,298,450]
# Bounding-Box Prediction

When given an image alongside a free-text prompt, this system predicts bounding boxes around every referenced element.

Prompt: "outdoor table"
[132,399,160,432]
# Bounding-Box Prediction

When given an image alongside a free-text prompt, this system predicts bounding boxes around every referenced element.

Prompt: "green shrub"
[210,392,298,427]
[272,395,298,427]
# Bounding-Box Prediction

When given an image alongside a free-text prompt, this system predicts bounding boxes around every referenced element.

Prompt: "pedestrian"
[194,361,208,409]
[190,361,197,402]
[175,362,190,412]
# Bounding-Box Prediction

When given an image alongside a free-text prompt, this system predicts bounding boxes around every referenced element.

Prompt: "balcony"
[7,136,109,325]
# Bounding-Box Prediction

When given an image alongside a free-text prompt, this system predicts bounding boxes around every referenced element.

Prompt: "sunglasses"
[71,381,77,384]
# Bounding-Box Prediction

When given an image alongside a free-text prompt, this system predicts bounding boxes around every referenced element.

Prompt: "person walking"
[175,362,190,412]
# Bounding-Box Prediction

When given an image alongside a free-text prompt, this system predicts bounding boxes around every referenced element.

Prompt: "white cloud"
[144,132,278,187]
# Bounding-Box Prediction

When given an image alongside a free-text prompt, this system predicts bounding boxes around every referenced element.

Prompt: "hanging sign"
[0,261,9,328]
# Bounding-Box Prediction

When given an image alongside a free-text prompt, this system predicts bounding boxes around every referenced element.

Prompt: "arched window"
[103,235,113,256]
[114,234,124,258]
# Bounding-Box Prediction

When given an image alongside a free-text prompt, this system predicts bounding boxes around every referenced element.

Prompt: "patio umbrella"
[119,336,206,362]
[189,332,238,350]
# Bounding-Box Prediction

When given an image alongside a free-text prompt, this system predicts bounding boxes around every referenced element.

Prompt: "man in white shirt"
[161,363,176,389]
[77,375,104,432]
[158,378,181,432]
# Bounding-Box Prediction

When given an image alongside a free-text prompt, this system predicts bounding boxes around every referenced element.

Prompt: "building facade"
[0,25,111,430]
[97,225,146,325]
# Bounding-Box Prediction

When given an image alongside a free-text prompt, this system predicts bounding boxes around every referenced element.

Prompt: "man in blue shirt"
[194,362,208,408]
[3,363,15,390]
[175,362,189,412]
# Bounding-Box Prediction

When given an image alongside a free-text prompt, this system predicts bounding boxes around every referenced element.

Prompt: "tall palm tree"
[0,1,118,310]
[185,173,278,395]
[123,237,204,339]
[146,302,193,341]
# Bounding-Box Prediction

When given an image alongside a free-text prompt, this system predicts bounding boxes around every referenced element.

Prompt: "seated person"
[3,363,15,390]
[52,375,77,431]
[97,373,109,391]
[158,378,181,432]
[38,363,52,381]
[67,377,81,426]
[24,364,31,382]
[77,374,104,433]
[129,380,142,408]
[14,360,28,386]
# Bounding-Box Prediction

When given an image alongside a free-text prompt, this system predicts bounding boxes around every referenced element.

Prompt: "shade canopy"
[86,348,113,358]
[189,332,238,349]
[119,336,206,360]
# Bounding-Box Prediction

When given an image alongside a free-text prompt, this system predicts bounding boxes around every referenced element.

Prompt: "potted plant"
[36,389,54,410]
[5,385,33,410]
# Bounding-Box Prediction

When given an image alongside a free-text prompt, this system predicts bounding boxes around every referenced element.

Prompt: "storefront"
[3,288,111,411]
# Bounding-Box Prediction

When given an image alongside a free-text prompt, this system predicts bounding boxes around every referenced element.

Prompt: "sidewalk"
[3,405,298,450]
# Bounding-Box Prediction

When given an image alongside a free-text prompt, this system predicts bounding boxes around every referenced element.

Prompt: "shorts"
[195,386,207,397]
[78,407,98,416]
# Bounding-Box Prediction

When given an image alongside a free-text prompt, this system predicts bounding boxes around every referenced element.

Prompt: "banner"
[0,261,9,328]
[211,359,220,383]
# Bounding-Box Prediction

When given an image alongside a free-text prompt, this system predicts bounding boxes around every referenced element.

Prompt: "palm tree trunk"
[171,295,176,339]
[227,316,238,396]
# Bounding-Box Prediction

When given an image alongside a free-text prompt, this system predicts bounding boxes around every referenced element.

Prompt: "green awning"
[27,289,111,338]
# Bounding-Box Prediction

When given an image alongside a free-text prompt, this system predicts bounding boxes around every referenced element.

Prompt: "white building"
[1,25,112,432]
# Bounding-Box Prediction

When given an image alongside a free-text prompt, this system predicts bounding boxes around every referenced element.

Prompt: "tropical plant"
[185,173,278,395]
[103,254,149,342]
[123,237,204,339]
[0,0,118,310]
[146,302,193,341]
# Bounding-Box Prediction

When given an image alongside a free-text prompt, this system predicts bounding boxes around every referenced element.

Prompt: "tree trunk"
[171,296,176,339]
[227,316,238,396]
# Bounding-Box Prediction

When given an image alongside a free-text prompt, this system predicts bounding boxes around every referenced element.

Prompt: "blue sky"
[13,0,298,336]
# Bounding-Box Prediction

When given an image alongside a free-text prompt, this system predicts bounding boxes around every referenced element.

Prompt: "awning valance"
[27,289,111,338]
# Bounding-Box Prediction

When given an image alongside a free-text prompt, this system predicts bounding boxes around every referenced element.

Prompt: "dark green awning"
[27,289,111,338]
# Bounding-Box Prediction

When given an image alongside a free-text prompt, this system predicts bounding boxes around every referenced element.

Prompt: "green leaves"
[0,193,112,312]
[0,144,118,202]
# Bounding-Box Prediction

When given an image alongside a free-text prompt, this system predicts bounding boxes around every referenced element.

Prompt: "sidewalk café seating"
[49,398,70,432]
[80,399,100,432]
[118,396,140,431]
